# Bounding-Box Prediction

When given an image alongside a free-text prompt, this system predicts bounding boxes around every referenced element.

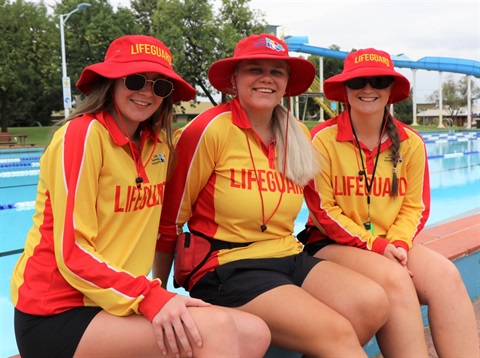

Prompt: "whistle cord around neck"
[350,115,386,225]
[113,97,158,189]
[245,119,288,233]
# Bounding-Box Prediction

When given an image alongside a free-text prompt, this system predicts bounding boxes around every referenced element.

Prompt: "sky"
[52,0,480,102]
[243,0,480,102]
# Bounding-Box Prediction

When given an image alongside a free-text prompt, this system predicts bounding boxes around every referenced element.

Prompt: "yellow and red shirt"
[158,98,306,290]
[303,110,430,254]
[11,111,175,321]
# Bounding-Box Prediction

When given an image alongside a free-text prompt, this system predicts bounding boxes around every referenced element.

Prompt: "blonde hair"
[272,105,320,186]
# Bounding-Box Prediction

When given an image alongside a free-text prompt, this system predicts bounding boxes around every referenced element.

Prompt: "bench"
[0,132,12,144]
[0,133,28,146]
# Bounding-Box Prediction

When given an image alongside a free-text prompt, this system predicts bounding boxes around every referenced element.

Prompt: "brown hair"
[53,77,176,175]
[385,109,400,197]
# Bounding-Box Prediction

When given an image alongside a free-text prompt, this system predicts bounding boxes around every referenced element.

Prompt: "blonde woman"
[156,34,390,357]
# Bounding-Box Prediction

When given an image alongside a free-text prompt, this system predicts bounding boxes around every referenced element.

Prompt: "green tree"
[215,0,266,103]
[0,0,142,130]
[55,0,142,105]
[320,44,346,80]
[130,0,157,35]
[306,46,344,120]
[458,75,480,110]
[426,75,480,125]
[392,90,413,124]
[0,0,58,130]
[151,0,266,104]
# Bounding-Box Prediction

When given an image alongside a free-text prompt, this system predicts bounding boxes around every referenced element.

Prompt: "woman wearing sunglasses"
[301,48,479,357]
[10,35,270,358]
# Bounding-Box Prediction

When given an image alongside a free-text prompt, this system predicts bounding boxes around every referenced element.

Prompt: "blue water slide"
[285,36,480,78]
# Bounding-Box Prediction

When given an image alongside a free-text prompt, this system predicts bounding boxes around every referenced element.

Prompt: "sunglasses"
[345,76,394,90]
[123,74,174,98]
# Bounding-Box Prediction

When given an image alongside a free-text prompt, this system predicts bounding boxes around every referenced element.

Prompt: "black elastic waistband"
[191,230,252,250]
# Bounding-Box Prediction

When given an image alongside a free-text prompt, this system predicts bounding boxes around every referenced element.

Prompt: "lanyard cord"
[113,96,158,188]
[245,117,288,232]
[350,114,387,223]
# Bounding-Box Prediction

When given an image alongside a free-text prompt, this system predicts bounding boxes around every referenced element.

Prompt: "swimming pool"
[1,132,479,357]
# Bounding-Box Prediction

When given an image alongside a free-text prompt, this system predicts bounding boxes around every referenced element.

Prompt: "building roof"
[174,101,214,116]
[417,105,480,117]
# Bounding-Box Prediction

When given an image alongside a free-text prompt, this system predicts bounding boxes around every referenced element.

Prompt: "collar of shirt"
[83,111,161,146]
[335,110,409,144]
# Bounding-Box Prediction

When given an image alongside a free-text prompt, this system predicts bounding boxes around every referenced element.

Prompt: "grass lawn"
[8,126,55,147]
[7,121,472,147]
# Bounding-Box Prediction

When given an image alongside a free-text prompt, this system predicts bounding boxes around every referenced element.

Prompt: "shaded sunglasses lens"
[124,75,174,98]
[345,76,394,90]
[369,76,394,89]
[153,79,174,98]
[345,78,367,89]
[124,74,147,91]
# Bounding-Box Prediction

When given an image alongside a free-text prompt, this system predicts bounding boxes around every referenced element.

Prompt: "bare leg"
[301,261,389,346]
[408,244,480,357]
[316,245,429,358]
[75,305,269,357]
[238,261,389,357]
[216,306,272,357]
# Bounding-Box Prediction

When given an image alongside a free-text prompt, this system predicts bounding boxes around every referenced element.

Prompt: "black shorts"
[189,252,325,307]
[303,238,336,256]
[14,306,102,358]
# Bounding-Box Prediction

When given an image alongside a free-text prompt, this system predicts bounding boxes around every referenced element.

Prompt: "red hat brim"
[324,65,410,104]
[77,59,196,103]
[208,54,316,97]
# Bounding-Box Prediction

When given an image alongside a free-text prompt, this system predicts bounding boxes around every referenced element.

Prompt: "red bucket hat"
[76,35,196,103]
[208,33,316,97]
[324,48,410,104]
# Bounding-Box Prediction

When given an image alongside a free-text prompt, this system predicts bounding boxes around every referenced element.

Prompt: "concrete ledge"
[416,213,480,260]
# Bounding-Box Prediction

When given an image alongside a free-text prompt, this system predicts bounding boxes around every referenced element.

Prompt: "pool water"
[1,133,479,357]
[426,134,480,222]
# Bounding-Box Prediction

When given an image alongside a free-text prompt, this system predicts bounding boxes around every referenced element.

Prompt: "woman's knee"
[381,263,417,299]
[366,280,389,323]
[415,257,466,305]
[191,306,270,357]
[235,310,271,356]
[434,258,463,286]
[345,273,389,323]
[189,307,240,354]
[349,280,389,344]
[321,314,363,348]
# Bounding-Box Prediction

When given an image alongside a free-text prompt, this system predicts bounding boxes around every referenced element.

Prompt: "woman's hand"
[152,295,211,357]
[383,244,413,277]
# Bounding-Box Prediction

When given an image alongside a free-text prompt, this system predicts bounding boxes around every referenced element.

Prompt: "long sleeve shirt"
[303,110,430,254]
[11,111,175,321]
[157,98,305,290]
